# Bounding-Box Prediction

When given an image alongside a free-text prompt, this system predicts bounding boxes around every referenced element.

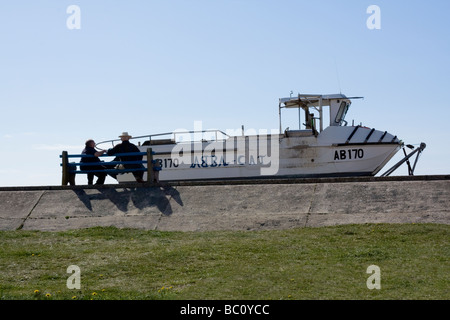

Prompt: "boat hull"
[115,126,402,183]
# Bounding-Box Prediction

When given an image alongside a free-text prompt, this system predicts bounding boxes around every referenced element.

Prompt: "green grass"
[0,224,448,300]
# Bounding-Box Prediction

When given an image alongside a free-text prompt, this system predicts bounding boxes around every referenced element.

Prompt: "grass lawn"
[0,223,448,300]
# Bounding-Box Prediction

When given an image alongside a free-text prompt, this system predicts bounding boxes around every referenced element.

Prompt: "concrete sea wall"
[0,176,449,232]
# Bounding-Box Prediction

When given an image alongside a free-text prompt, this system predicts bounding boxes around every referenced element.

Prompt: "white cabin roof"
[280,94,362,108]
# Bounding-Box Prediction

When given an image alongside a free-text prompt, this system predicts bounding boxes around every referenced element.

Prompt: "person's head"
[119,132,132,142]
[85,139,95,148]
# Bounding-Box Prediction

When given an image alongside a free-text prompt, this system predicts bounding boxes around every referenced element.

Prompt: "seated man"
[107,132,145,183]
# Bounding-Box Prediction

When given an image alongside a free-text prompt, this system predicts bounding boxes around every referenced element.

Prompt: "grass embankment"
[0,223,448,300]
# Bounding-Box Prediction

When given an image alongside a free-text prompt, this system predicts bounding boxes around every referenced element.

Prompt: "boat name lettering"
[154,155,268,169]
[155,158,179,168]
[334,149,364,160]
[190,155,229,168]
[189,155,266,168]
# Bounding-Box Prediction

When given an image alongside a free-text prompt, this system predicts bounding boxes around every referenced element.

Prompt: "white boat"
[96,93,414,183]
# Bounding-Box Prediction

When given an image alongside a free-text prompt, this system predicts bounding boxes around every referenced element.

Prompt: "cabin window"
[335,101,349,125]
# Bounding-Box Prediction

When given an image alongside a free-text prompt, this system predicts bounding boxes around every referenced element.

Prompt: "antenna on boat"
[334,57,342,94]
[297,91,301,130]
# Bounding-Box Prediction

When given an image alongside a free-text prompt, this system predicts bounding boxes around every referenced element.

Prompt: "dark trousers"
[125,164,145,180]
[82,164,107,185]
[87,172,106,185]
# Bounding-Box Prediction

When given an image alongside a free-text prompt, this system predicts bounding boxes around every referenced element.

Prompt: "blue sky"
[0,0,449,186]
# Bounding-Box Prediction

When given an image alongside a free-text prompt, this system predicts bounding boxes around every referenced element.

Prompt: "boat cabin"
[278,94,363,134]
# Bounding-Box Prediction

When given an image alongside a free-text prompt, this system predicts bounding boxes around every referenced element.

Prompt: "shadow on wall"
[72,185,183,216]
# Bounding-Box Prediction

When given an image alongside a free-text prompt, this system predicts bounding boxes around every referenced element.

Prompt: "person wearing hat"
[80,139,107,185]
[107,132,145,183]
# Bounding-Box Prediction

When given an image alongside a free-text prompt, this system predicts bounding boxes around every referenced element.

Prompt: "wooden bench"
[60,148,160,186]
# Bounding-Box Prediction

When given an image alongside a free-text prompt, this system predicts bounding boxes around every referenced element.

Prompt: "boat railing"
[95,129,231,149]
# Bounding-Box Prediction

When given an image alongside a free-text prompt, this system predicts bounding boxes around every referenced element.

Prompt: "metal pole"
[319,96,323,132]
[402,148,413,175]
[411,142,426,174]
[380,143,425,177]
[278,101,282,133]
[147,148,154,186]
[61,151,69,185]
[298,94,301,130]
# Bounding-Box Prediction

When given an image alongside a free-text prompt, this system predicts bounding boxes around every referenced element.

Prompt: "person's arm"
[94,150,106,157]
[107,145,120,156]
[85,146,105,158]
[85,147,104,158]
